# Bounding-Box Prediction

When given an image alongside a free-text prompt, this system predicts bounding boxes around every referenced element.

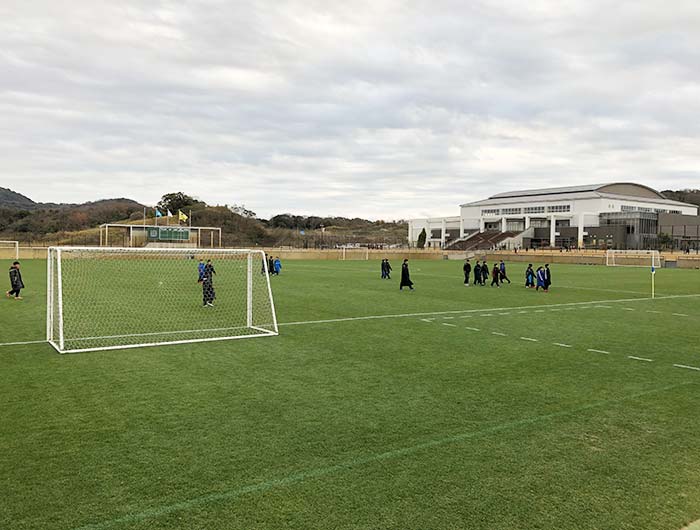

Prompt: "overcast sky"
[1,1,699,219]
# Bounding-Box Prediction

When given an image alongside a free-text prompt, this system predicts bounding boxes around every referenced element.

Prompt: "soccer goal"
[46,247,278,354]
[605,249,661,268]
[0,240,19,259]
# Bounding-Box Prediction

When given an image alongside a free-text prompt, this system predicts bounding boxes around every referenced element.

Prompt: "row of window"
[620,205,682,215]
[481,205,571,216]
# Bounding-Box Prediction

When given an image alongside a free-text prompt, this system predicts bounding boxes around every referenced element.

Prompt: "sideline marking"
[71,382,693,530]
[672,313,689,317]
[465,327,480,332]
[588,348,610,355]
[277,294,700,328]
[520,337,538,342]
[553,343,572,348]
[628,356,653,362]
[442,323,456,327]
[622,308,635,311]
[674,364,700,372]
[491,332,507,336]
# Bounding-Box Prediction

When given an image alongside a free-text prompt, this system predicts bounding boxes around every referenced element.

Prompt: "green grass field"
[1,258,699,530]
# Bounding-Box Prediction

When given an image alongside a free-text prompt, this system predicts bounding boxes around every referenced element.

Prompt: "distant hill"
[0,187,38,209]
[661,189,700,209]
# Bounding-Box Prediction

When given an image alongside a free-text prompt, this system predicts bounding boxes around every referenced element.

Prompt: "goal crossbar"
[46,246,278,353]
[0,240,19,260]
[605,250,661,268]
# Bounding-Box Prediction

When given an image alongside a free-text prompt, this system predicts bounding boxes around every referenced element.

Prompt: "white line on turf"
[646,310,662,314]
[588,349,610,355]
[465,327,480,331]
[520,337,538,342]
[0,339,47,347]
[628,356,653,362]
[277,294,700,328]
[595,305,613,309]
[553,343,572,348]
[673,364,700,371]
[672,313,689,317]
[622,308,635,311]
[491,332,507,336]
[442,323,457,327]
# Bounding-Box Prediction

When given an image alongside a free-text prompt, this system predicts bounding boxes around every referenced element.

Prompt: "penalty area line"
[0,339,48,348]
[71,382,693,530]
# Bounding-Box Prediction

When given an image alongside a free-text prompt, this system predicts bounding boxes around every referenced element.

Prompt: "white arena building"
[408,183,699,251]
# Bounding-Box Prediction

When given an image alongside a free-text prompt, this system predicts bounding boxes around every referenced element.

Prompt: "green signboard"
[147,227,191,241]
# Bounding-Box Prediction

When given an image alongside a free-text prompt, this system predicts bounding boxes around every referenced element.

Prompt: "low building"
[408,183,698,250]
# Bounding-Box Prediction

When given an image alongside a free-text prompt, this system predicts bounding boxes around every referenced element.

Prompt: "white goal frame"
[605,249,661,268]
[46,247,278,354]
[0,240,19,259]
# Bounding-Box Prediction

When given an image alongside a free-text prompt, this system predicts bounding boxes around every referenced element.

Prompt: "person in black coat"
[199,260,216,306]
[7,261,24,300]
[525,264,535,288]
[384,259,392,280]
[473,261,481,285]
[490,263,500,287]
[544,264,552,290]
[399,259,414,290]
[463,259,472,286]
[481,261,489,285]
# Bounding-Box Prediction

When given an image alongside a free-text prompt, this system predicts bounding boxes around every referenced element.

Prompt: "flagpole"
[143,207,146,227]
[651,268,655,299]
[189,209,192,227]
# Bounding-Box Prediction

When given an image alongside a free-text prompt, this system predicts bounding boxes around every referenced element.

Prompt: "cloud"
[1,0,700,220]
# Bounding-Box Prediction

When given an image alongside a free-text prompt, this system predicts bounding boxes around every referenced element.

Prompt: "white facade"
[409,183,698,248]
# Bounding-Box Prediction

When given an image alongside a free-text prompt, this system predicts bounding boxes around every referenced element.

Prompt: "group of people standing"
[463,260,511,287]
[525,263,552,291]
[262,254,282,276]
[380,258,414,290]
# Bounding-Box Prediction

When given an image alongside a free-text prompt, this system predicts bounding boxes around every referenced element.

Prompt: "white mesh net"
[605,250,661,268]
[0,241,19,260]
[47,247,278,353]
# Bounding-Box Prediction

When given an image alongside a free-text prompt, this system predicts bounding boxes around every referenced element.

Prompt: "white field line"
[277,294,700,328]
[442,323,457,327]
[674,364,700,371]
[553,343,572,348]
[0,339,47,347]
[443,316,455,320]
[646,310,662,314]
[622,308,635,311]
[628,356,653,362]
[588,348,610,355]
[491,332,507,336]
[595,305,613,309]
[520,337,538,342]
[672,313,689,317]
[465,327,481,332]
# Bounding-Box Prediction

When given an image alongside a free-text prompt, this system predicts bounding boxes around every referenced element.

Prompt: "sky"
[1,0,700,220]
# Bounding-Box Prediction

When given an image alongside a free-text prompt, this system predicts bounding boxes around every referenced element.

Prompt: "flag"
[178,210,188,223]
[651,266,656,274]
[155,209,163,218]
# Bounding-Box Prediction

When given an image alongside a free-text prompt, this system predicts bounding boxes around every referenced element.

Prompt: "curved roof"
[489,182,666,200]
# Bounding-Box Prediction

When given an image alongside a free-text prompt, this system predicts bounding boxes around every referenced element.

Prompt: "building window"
[501,208,522,215]
[669,210,682,214]
[524,206,545,214]
[654,208,667,213]
[547,205,571,213]
[621,205,636,212]
[638,207,652,213]
[481,209,500,216]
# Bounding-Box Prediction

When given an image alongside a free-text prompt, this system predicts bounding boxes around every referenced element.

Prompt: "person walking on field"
[536,266,547,292]
[463,259,471,286]
[474,261,481,286]
[384,259,392,280]
[544,264,552,290]
[490,263,500,287]
[525,264,535,288]
[381,259,387,279]
[6,261,24,300]
[274,257,282,275]
[481,261,489,286]
[400,259,414,291]
[499,260,511,284]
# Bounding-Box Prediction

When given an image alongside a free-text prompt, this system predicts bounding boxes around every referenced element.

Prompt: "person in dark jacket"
[490,263,500,287]
[499,260,511,284]
[463,259,471,286]
[544,264,552,290]
[7,261,24,300]
[473,261,481,285]
[381,259,387,279]
[481,261,489,285]
[384,259,392,280]
[536,266,547,292]
[399,259,414,290]
[525,264,535,288]
[199,260,216,306]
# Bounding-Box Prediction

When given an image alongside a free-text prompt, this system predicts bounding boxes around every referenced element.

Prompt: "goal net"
[606,249,661,268]
[47,247,278,353]
[0,240,19,260]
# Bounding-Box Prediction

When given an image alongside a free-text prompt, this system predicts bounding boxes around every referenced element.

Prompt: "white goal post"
[0,240,19,259]
[47,247,278,354]
[605,249,661,268]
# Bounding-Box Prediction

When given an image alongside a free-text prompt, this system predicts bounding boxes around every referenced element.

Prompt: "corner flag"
[155,209,163,218]
[178,210,188,223]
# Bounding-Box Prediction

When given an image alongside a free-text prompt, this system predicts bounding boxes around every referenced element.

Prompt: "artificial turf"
[1,258,699,530]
